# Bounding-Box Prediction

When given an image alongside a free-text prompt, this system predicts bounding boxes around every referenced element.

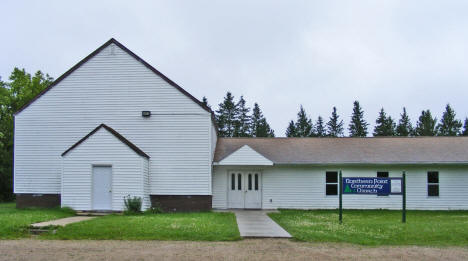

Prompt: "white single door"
[92,166,112,210]
[244,172,262,209]
[228,171,244,208]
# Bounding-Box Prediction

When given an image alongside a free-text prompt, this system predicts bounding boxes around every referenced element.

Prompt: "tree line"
[285,101,468,137]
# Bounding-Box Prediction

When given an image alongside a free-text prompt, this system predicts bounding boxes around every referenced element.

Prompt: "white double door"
[228,171,262,209]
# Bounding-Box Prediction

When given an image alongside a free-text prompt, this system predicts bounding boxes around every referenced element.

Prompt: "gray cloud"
[2,0,468,135]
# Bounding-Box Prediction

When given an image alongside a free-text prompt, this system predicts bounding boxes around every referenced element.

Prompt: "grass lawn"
[269,209,468,246]
[42,212,241,241]
[0,202,75,239]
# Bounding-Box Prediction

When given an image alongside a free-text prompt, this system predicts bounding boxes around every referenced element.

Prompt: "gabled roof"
[214,137,468,165]
[217,145,273,165]
[14,38,216,128]
[62,124,149,158]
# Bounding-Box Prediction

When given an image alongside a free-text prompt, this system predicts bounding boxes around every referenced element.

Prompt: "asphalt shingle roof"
[214,137,468,165]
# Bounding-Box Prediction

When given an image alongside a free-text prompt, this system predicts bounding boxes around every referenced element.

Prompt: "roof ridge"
[62,123,149,158]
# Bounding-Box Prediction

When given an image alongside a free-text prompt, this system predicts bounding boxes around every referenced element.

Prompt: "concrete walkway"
[233,210,291,238]
[31,216,96,228]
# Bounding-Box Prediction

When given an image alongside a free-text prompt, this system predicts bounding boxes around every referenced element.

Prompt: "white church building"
[14,39,468,211]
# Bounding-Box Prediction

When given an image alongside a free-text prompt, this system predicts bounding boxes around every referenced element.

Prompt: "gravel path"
[1,239,467,261]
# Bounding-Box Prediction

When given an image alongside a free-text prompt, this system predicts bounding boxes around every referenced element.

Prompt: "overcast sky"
[2,1,468,136]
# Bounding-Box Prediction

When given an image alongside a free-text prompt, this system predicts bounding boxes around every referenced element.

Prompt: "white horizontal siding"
[142,158,150,209]
[212,165,468,210]
[218,145,273,166]
[14,43,212,196]
[62,128,147,211]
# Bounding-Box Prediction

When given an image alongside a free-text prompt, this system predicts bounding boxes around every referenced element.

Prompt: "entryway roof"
[62,124,149,158]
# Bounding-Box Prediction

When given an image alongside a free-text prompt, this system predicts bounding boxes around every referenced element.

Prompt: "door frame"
[226,170,263,209]
[91,164,113,210]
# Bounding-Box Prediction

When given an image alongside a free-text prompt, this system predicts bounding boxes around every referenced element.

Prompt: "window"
[231,174,235,190]
[248,174,252,190]
[255,174,259,191]
[428,171,439,197]
[377,172,389,178]
[377,172,389,196]
[237,173,242,190]
[326,171,338,195]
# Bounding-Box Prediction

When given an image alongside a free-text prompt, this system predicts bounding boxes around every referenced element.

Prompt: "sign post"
[339,170,342,224]
[339,175,405,223]
[402,171,406,223]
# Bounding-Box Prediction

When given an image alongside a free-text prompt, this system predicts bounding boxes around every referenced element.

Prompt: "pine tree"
[462,118,468,136]
[215,92,238,137]
[437,104,462,136]
[373,108,395,136]
[396,107,413,136]
[256,118,275,137]
[201,96,210,109]
[326,107,344,137]
[250,103,274,137]
[315,116,326,137]
[348,101,368,137]
[414,110,437,136]
[285,120,297,137]
[294,105,314,137]
[233,96,251,137]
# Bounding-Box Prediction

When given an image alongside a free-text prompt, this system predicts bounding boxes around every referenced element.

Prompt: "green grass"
[269,209,468,246]
[42,212,241,241]
[0,202,75,239]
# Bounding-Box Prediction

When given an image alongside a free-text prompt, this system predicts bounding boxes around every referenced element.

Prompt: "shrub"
[145,203,164,214]
[123,195,142,214]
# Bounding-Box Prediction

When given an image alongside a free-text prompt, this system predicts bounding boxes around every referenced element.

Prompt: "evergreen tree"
[215,92,238,137]
[285,120,297,137]
[348,101,368,137]
[373,108,395,136]
[233,96,251,137]
[315,116,326,137]
[396,107,413,136]
[437,104,462,136]
[256,118,275,137]
[326,107,344,137]
[462,118,468,136]
[250,103,274,137]
[201,96,210,109]
[294,105,314,137]
[414,110,437,136]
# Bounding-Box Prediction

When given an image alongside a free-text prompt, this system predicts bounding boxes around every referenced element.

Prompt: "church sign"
[342,177,402,195]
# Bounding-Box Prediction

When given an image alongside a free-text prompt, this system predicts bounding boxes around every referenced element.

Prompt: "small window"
[248,174,252,190]
[326,171,338,195]
[237,173,242,191]
[377,172,389,196]
[428,171,439,197]
[255,174,259,191]
[231,174,235,190]
[377,172,389,178]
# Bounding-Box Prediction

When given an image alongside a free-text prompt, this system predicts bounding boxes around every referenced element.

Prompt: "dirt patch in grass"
[0,239,467,261]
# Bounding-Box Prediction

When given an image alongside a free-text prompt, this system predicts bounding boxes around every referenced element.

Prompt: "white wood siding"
[62,128,148,211]
[217,145,273,166]
[212,165,468,210]
[14,43,212,196]
[142,158,150,209]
